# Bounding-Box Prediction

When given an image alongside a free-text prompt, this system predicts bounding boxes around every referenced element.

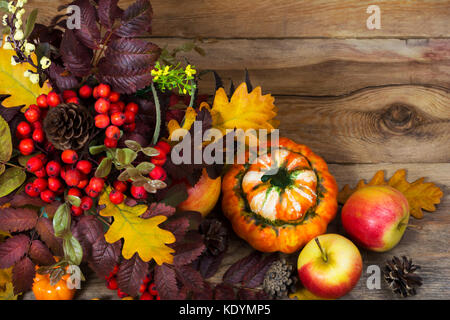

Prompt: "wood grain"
[275,85,450,164]
[22,163,449,300]
[154,38,450,95]
[27,0,450,38]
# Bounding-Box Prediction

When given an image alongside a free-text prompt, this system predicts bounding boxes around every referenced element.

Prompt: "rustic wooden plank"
[28,0,450,39]
[22,163,450,300]
[154,38,450,96]
[274,85,450,164]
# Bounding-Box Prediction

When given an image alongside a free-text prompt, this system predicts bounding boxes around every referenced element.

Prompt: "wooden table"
[23,0,450,300]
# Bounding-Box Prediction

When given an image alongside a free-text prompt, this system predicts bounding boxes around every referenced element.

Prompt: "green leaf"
[142,147,159,157]
[66,195,81,207]
[117,169,130,182]
[89,145,106,155]
[124,140,142,152]
[0,1,8,11]
[95,157,112,178]
[162,184,189,207]
[0,167,26,197]
[126,167,141,180]
[136,162,155,175]
[63,233,83,265]
[23,9,38,40]
[18,153,37,167]
[53,203,70,237]
[0,115,12,164]
[116,148,137,166]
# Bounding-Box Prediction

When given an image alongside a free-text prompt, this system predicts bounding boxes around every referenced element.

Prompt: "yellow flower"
[40,56,51,69]
[163,65,170,76]
[185,65,196,77]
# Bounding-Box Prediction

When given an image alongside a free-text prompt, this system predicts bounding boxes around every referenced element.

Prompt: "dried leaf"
[114,0,153,38]
[175,265,204,294]
[10,192,47,208]
[173,241,205,267]
[117,253,148,296]
[98,0,121,29]
[35,217,63,256]
[60,29,93,77]
[0,207,38,233]
[99,187,175,264]
[289,287,330,300]
[0,267,17,300]
[12,256,35,295]
[73,0,101,49]
[338,169,444,219]
[162,217,189,241]
[242,253,278,288]
[89,237,121,278]
[154,263,178,300]
[0,234,30,268]
[71,215,104,260]
[222,251,261,285]
[141,202,175,219]
[214,283,235,300]
[29,240,55,266]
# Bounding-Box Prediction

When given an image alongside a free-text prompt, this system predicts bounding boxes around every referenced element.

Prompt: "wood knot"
[381,104,418,134]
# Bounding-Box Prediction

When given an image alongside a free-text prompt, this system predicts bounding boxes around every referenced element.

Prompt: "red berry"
[33,121,42,130]
[36,94,48,108]
[47,177,63,192]
[151,157,166,166]
[113,181,128,193]
[107,277,118,290]
[77,177,89,189]
[117,101,125,111]
[110,112,126,126]
[112,265,119,275]
[109,103,122,115]
[25,183,39,197]
[76,160,92,174]
[124,111,135,124]
[32,128,44,143]
[46,161,61,177]
[104,137,118,148]
[26,156,43,172]
[108,91,120,103]
[148,283,158,295]
[16,121,31,137]
[34,167,47,178]
[109,190,124,204]
[125,102,139,114]
[35,154,47,163]
[44,141,55,153]
[139,283,147,293]
[93,86,100,99]
[123,123,136,132]
[117,288,128,299]
[140,292,153,300]
[79,85,93,99]
[105,125,121,140]
[61,149,78,164]
[130,186,147,200]
[19,138,34,155]
[95,98,110,114]
[97,84,111,99]
[68,188,82,198]
[152,145,167,160]
[80,196,93,210]
[143,275,151,284]
[156,141,171,155]
[29,104,39,111]
[25,107,40,123]
[40,190,55,203]
[85,187,99,198]
[33,178,48,192]
[66,97,80,104]
[149,166,167,181]
[65,169,81,187]
[89,177,105,192]
[47,92,61,107]
[95,114,110,129]
[71,205,83,217]
[63,90,77,101]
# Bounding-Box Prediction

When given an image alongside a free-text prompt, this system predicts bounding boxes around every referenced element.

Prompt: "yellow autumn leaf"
[0,37,51,108]
[98,187,175,265]
[0,268,17,300]
[289,287,332,300]
[338,169,443,219]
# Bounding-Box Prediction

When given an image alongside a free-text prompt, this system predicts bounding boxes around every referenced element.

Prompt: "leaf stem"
[151,82,161,145]
[0,161,24,170]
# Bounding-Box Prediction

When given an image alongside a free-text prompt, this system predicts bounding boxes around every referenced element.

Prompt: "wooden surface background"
[21,0,450,300]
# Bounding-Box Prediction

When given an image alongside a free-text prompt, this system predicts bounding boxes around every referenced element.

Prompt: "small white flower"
[11,56,17,66]
[7,2,16,13]
[14,29,24,40]
[29,73,39,84]
[24,42,35,54]
[23,70,31,78]
[17,8,25,17]
[2,14,7,26]
[14,20,22,29]
[40,56,51,69]
[2,41,13,50]
[17,0,24,7]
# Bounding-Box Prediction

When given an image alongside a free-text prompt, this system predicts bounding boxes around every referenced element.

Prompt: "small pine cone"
[263,258,297,299]
[199,219,228,256]
[43,103,94,151]
[384,256,423,298]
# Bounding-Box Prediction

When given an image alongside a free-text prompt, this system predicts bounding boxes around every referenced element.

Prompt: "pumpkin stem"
[315,237,328,262]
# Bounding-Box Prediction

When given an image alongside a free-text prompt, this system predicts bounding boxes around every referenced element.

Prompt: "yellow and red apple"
[341,185,409,252]
[297,234,363,299]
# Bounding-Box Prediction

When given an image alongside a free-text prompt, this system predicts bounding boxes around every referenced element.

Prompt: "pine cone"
[43,103,94,151]
[384,256,423,298]
[263,258,297,299]
[199,219,228,256]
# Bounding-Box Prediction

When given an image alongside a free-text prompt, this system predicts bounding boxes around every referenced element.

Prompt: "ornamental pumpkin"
[32,267,76,300]
[222,137,338,253]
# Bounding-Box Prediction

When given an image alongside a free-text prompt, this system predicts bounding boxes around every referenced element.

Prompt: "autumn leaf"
[338,169,444,219]
[0,38,51,108]
[0,267,17,300]
[289,287,331,300]
[99,187,175,264]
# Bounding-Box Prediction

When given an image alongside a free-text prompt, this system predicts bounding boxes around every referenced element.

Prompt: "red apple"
[297,234,362,299]
[341,185,409,252]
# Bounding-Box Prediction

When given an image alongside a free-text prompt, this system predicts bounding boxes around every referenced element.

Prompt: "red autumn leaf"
[242,253,278,288]
[72,216,104,260]
[173,241,206,267]
[193,282,214,300]
[154,263,178,300]
[0,207,38,233]
[29,240,55,266]
[175,265,205,294]
[117,253,149,296]
[12,256,35,295]
[140,202,175,219]
[0,234,30,269]
[104,38,160,71]
[114,0,153,38]
[98,0,122,29]
[10,192,47,208]
[222,251,262,285]
[89,237,121,278]
[60,29,93,77]
[72,0,101,49]
[163,217,190,242]
[35,217,63,256]
[196,252,226,279]
[214,283,236,300]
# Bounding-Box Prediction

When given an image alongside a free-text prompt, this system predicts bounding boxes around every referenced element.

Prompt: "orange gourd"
[32,267,76,300]
[222,137,338,253]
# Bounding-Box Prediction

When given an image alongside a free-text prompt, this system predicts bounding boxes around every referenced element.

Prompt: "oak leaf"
[98,187,175,264]
[338,169,443,219]
[0,267,17,300]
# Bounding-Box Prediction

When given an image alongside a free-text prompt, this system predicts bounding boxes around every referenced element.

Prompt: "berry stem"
[151,82,161,145]
[0,161,25,170]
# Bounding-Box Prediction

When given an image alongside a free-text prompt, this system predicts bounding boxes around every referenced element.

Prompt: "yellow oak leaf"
[0,268,17,300]
[98,187,175,265]
[289,287,332,300]
[338,169,443,219]
[0,37,51,109]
